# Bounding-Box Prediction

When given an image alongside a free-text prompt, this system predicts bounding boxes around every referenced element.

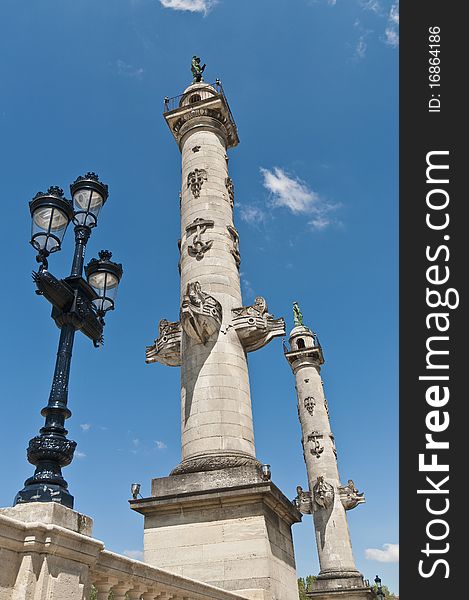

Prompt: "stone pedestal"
[307,570,373,600]
[130,465,302,600]
[0,503,101,600]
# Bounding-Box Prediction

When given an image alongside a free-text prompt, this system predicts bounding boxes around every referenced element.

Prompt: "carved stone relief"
[293,485,313,514]
[186,218,214,260]
[231,297,285,352]
[312,476,335,510]
[307,430,324,458]
[338,479,365,511]
[225,176,234,208]
[330,433,337,459]
[304,396,316,416]
[146,319,182,367]
[177,239,181,274]
[180,281,222,344]
[187,169,207,198]
[226,224,240,268]
[324,397,330,417]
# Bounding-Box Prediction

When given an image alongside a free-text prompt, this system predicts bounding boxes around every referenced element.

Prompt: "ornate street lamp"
[14,172,123,509]
[374,575,385,600]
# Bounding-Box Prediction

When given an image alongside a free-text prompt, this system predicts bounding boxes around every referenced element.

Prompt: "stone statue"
[191,56,206,83]
[293,301,303,327]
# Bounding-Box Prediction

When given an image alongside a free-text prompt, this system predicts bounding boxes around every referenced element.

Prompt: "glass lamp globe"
[85,250,123,314]
[70,172,108,227]
[29,187,74,254]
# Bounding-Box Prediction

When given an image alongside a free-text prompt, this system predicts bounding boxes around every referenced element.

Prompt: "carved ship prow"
[231,297,285,352]
[180,282,222,345]
[146,320,182,367]
[338,480,366,511]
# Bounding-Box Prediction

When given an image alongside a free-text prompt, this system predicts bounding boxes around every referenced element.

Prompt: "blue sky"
[0,0,398,593]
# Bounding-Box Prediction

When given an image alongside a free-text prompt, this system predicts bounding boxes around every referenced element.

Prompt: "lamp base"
[14,483,74,509]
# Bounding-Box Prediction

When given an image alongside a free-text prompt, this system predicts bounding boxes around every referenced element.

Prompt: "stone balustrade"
[90,548,249,600]
[0,504,248,600]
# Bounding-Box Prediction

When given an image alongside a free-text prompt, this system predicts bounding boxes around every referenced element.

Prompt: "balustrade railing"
[90,549,247,600]
[163,82,237,133]
[0,510,247,600]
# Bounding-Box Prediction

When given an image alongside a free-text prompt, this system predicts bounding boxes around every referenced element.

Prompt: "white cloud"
[309,215,332,230]
[355,35,368,59]
[384,27,399,47]
[132,438,140,447]
[384,2,399,47]
[75,451,87,459]
[155,440,167,449]
[116,60,144,79]
[365,543,399,563]
[159,0,217,14]
[261,167,318,214]
[80,424,91,432]
[389,2,399,24]
[123,550,144,561]
[360,0,382,14]
[238,204,267,224]
[260,167,339,230]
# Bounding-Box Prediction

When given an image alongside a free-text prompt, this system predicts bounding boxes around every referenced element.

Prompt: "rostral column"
[131,61,301,600]
[285,304,373,600]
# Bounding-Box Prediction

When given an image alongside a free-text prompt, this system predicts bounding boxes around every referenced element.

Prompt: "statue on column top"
[191,56,206,83]
[293,301,303,327]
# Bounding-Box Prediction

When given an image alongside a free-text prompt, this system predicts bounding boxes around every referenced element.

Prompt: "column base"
[14,483,74,509]
[170,453,263,475]
[130,464,302,600]
[307,570,373,600]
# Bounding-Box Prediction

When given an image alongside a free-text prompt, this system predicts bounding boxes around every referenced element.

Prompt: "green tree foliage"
[371,584,398,599]
[297,577,307,600]
[305,575,316,591]
[298,575,317,598]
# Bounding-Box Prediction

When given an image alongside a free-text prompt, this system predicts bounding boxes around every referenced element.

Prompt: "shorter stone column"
[285,315,372,600]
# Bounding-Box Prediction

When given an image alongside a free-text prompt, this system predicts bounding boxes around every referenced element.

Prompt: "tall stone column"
[176,83,255,471]
[133,69,300,600]
[284,309,372,600]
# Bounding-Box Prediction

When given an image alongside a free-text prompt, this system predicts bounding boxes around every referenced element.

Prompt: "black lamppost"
[374,575,385,600]
[14,173,123,509]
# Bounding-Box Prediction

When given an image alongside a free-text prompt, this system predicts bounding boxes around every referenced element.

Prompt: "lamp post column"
[15,173,122,509]
[14,322,78,507]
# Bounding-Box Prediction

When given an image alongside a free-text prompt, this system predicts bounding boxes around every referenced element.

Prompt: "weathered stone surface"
[139,81,300,600]
[0,502,93,536]
[285,324,371,597]
[146,319,182,367]
[131,467,301,600]
[0,504,250,600]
